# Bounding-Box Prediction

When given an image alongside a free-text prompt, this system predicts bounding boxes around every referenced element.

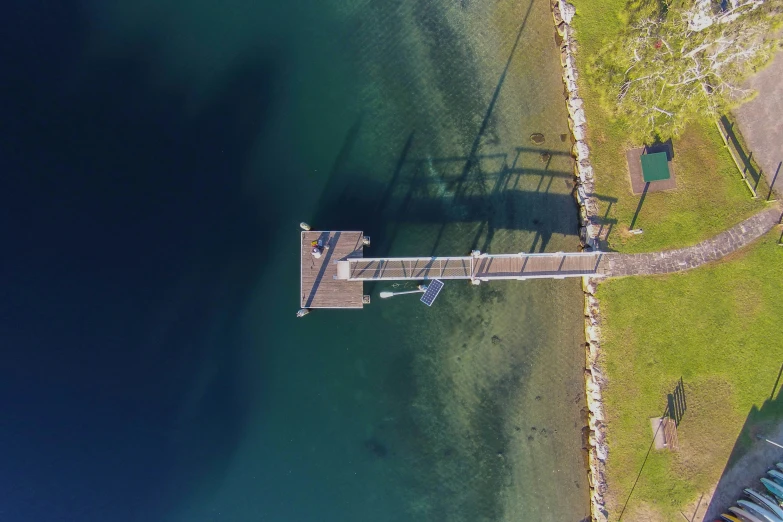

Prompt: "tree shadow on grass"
[703,364,783,520]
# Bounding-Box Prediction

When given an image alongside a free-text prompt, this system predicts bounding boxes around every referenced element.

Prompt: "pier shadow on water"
[311,0,569,257]
[312,142,619,256]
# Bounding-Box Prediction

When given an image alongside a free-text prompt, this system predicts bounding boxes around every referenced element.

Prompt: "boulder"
[572,124,587,141]
[564,54,578,79]
[587,340,600,362]
[553,2,563,25]
[573,140,589,161]
[585,324,600,342]
[571,107,586,127]
[583,277,598,295]
[556,21,571,38]
[592,503,609,522]
[576,186,587,205]
[596,442,609,461]
[559,0,576,23]
[530,133,545,145]
[580,180,595,195]
[577,162,593,182]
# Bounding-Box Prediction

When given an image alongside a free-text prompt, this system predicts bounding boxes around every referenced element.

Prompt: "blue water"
[1,1,589,521]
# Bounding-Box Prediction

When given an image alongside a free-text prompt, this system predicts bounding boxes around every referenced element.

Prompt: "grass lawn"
[570,0,766,254]
[596,228,783,521]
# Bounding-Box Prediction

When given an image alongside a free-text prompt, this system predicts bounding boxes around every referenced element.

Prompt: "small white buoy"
[296,309,310,318]
[300,222,311,231]
[471,250,481,257]
[362,236,371,246]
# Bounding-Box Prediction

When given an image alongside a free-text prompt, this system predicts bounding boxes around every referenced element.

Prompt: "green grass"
[596,229,783,520]
[570,0,765,254]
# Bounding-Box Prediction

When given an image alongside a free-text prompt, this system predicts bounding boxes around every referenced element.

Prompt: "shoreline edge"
[550,1,610,520]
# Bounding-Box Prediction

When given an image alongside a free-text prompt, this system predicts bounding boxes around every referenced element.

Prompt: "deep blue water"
[1,1,589,521]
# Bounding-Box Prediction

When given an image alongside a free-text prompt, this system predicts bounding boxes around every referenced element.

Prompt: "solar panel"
[420,279,444,307]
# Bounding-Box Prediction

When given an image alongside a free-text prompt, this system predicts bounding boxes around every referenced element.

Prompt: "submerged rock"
[540,152,552,163]
[364,437,388,458]
[530,133,545,145]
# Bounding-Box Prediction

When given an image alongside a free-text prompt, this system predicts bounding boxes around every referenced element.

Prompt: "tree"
[589,0,783,141]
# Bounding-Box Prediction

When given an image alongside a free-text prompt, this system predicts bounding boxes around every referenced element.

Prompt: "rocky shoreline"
[550,1,609,520]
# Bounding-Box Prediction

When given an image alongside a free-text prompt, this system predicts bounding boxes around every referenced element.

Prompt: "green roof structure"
[640,151,671,182]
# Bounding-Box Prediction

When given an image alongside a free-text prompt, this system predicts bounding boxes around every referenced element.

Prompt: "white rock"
[592,503,609,522]
[565,63,579,83]
[574,140,589,161]
[578,165,593,183]
[596,443,609,461]
[581,181,595,195]
[559,0,577,24]
[585,324,600,341]
[576,186,587,204]
[572,124,586,141]
[572,107,586,127]
[568,97,584,111]
[588,340,600,361]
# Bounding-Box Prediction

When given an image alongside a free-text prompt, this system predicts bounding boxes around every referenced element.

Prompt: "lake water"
[1,0,589,520]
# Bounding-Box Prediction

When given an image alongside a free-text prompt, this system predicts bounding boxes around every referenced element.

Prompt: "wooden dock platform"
[298,228,604,313]
[300,231,365,309]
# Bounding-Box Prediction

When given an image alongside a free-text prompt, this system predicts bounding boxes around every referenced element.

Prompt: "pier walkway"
[341,252,602,281]
[299,206,781,311]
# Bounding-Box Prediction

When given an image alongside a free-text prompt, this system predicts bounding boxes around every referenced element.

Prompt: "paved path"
[733,51,783,196]
[596,206,781,277]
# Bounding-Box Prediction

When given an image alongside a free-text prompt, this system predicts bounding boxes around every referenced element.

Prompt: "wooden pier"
[299,228,603,312]
[340,252,601,281]
[300,231,367,309]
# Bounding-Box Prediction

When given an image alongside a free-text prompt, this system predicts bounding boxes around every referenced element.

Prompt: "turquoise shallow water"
[2,0,589,520]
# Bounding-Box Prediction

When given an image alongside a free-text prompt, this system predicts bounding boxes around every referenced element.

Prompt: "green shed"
[640,151,671,182]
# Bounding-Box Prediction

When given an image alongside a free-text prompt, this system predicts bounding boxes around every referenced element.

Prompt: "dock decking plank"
[301,231,364,308]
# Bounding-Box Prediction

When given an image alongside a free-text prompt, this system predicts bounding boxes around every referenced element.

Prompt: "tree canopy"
[588,0,783,142]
